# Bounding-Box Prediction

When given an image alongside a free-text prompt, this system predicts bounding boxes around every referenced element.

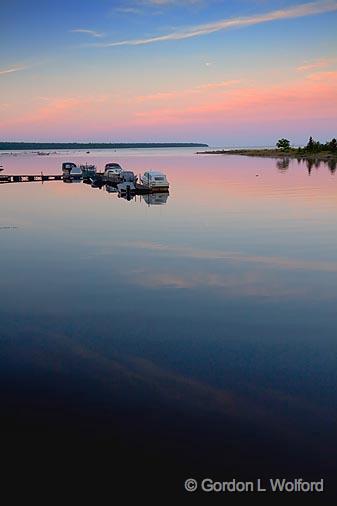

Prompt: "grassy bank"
[196,149,337,160]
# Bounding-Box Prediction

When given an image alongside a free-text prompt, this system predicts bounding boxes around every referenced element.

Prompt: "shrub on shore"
[297,136,337,154]
[275,136,336,154]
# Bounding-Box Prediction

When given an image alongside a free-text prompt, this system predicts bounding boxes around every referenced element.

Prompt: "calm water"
[1,149,337,498]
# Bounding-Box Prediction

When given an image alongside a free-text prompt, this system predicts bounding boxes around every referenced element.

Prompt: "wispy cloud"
[116,7,143,14]
[88,1,337,47]
[141,0,201,4]
[130,72,337,130]
[135,79,241,102]
[296,56,337,71]
[0,65,28,76]
[297,59,329,71]
[114,0,200,15]
[306,70,337,80]
[196,79,241,90]
[1,94,110,129]
[70,28,105,38]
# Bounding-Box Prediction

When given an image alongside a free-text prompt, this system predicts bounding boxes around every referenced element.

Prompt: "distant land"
[197,148,337,160]
[197,136,337,160]
[0,142,208,150]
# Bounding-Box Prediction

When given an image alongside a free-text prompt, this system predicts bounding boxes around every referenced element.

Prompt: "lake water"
[1,149,337,499]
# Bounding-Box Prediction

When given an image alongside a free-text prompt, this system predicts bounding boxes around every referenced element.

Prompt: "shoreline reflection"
[276,157,336,174]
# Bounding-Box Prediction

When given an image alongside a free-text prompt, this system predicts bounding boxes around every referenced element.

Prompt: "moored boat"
[141,171,169,190]
[80,163,97,178]
[104,163,123,182]
[62,162,83,180]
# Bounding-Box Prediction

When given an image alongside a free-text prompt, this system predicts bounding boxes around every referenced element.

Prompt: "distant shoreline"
[196,149,337,160]
[0,142,208,151]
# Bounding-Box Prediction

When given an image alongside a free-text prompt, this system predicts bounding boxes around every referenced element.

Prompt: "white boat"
[141,171,169,190]
[104,163,123,182]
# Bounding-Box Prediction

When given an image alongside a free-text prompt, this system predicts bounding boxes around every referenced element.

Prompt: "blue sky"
[1,0,336,144]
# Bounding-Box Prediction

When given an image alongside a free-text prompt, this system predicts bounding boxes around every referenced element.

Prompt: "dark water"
[1,150,337,500]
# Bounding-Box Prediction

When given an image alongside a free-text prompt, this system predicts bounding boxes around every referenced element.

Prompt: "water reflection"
[118,190,135,201]
[114,190,169,204]
[275,157,337,175]
[106,184,118,193]
[93,179,169,205]
[63,177,82,184]
[328,158,336,173]
[1,149,337,497]
[276,158,290,172]
[142,193,169,206]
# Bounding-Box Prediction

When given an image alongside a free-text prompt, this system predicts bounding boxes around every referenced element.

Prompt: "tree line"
[276,137,337,153]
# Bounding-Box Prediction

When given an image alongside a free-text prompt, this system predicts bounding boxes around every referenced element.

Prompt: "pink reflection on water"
[1,150,336,212]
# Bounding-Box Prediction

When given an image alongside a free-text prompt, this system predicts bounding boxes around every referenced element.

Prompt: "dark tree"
[307,136,315,151]
[329,138,337,151]
[276,138,290,151]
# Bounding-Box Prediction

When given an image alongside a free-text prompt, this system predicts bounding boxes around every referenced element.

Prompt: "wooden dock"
[0,174,63,184]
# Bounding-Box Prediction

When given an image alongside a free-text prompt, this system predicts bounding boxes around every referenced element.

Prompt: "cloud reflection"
[4,323,335,454]
[127,269,309,298]
[118,241,337,273]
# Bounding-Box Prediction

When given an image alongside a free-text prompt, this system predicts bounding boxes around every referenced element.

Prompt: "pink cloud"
[1,71,336,139]
[135,91,178,103]
[196,80,241,90]
[306,70,337,80]
[135,79,241,103]
[130,73,337,126]
[0,95,110,128]
[296,59,330,72]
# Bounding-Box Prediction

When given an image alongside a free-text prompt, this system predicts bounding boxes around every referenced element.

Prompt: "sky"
[0,0,336,145]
